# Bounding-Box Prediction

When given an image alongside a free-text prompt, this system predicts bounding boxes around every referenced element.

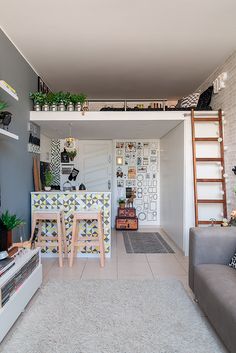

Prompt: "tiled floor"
[42,228,192,297]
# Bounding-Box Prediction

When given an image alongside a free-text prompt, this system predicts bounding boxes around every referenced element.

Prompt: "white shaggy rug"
[1,280,227,353]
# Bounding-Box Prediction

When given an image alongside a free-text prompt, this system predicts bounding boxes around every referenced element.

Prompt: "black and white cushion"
[180,92,200,108]
[229,251,236,269]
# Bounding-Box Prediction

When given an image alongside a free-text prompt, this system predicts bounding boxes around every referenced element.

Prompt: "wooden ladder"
[191,109,227,226]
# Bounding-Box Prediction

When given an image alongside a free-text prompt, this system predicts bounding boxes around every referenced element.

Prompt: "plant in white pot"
[44,170,54,191]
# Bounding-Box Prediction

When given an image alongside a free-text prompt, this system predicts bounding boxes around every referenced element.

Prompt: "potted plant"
[118,198,126,209]
[67,149,77,161]
[78,93,87,112]
[0,211,25,250]
[29,92,46,111]
[0,99,8,111]
[56,91,71,111]
[44,170,54,191]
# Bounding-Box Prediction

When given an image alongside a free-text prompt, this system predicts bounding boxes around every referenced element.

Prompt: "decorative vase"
[34,103,41,111]
[42,104,50,111]
[67,102,74,112]
[45,186,51,191]
[58,102,66,112]
[75,103,81,111]
[50,104,57,112]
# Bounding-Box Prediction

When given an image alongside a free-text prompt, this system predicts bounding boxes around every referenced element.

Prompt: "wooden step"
[194,137,219,142]
[194,118,219,122]
[198,220,222,225]
[197,178,223,182]
[196,157,222,162]
[198,199,224,204]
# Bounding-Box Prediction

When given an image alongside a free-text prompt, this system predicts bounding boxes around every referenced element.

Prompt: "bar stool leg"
[57,216,63,268]
[61,212,68,258]
[98,212,105,268]
[69,217,77,267]
[30,215,37,243]
[37,220,43,246]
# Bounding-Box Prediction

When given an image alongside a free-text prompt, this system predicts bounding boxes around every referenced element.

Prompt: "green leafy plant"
[67,149,77,161]
[45,170,54,187]
[0,99,8,111]
[29,92,46,105]
[0,210,25,231]
[70,94,81,105]
[118,197,126,205]
[78,93,87,105]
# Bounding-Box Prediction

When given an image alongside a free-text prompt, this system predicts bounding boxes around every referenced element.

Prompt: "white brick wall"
[197,50,236,215]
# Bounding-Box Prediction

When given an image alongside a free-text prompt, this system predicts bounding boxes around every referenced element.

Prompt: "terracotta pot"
[7,230,13,249]
[119,203,125,209]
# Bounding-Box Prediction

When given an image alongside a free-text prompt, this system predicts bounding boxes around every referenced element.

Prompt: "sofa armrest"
[189,227,236,291]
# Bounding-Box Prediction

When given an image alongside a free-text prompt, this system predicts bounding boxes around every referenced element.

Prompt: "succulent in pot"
[118,198,126,209]
[44,170,54,191]
[56,91,71,111]
[0,210,25,251]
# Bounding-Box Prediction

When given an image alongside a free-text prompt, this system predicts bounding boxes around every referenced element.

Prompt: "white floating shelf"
[0,127,19,140]
[0,80,19,100]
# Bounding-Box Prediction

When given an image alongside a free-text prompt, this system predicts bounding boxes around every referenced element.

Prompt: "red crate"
[115,217,138,230]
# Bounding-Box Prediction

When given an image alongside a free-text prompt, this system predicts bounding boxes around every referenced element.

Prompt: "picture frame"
[38,76,51,94]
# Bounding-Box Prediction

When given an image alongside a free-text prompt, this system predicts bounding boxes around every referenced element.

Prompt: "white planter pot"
[44,186,51,191]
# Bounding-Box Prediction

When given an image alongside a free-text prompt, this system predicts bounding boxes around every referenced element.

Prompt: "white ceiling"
[1,0,236,99]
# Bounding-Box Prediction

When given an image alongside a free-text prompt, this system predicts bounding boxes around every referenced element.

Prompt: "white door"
[79,140,112,192]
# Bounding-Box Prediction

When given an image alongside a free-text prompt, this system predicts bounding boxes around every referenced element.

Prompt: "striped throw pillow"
[180,92,200,108]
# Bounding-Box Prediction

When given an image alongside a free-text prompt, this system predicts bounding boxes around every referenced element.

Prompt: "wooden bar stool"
[31,209,68,267]
[69,210,105,268]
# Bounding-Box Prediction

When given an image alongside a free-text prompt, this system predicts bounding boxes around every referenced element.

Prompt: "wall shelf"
[0,80,19,100]
[0,127,19,140]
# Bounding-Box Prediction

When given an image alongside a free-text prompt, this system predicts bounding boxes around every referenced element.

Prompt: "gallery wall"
[0,29,38,239]
[113,139,160,226]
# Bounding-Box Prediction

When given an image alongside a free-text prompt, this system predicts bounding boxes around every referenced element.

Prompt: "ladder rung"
[196,178,223,182]
[195,137,219,142]
[196,158,222,162]
[194,118,219,122]
[198,220,222,225]
[198,199,224,204]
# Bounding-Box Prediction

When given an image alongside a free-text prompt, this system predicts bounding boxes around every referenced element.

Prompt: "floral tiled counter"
[31,192,111,256]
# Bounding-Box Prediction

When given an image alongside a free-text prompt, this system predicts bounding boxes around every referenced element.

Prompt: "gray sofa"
[189,227,236,353]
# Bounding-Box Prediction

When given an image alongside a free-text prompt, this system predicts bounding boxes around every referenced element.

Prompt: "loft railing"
[86,99,169,111]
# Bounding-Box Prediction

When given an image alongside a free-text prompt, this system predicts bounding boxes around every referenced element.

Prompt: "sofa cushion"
[197,85,213,109]
[180,92,200,108]
[229,251,236,269]
[194,264,236,353]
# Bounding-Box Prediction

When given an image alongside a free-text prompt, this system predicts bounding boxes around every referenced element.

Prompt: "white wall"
[40,134,51,163]
[160,122,185,251]
[197,50,236,214]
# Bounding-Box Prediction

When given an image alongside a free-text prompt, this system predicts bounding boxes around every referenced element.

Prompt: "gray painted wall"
[0,29,38,240]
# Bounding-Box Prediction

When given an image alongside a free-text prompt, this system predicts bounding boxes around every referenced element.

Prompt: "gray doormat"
[123,231,174,253]
[0,280,227,353]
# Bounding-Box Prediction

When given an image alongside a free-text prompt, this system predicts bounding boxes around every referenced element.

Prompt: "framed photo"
[137,166,147,173]
[125,142,136,152]
[116,142,124,149]
[38,76,51,94]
